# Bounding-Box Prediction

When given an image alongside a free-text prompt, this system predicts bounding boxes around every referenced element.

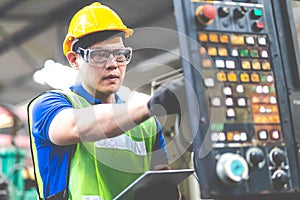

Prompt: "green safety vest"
[28,90,158,200]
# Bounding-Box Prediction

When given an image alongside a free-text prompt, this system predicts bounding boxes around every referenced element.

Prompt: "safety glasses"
[76,47,132,66]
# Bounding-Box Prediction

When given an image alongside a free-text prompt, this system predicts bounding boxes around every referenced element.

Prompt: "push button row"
[211,131,248,143]
[198,32,267,46]
[214,71,273,83]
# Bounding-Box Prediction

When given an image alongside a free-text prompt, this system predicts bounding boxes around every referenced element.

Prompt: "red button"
[202,4,217,20]
[254,21,264,30]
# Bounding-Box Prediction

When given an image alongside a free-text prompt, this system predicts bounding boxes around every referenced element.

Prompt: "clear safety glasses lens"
[77,47,132,66]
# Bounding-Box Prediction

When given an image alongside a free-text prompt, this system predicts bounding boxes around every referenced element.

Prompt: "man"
[28,2,183,200]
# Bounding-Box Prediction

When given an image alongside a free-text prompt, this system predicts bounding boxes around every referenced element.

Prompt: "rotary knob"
[195,4,217,25]
[272,169,289,191]
[234,6,248,19]
[216,153,249,185]
[269,148,286,166]
[246,148,265,168]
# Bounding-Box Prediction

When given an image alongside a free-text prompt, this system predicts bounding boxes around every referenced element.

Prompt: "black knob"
[249,151,264,167]
[272,170,289,191]
[218,7,230,17]
[271,149,286,166]
[234,6,248,19]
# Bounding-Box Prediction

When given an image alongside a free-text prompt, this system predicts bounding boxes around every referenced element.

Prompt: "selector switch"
[218,6,230,17]
[196,4,217,25]
[216,153,249,185]
[246,148,265,168]
[272,170,289,191]
[233,6,248,19]
[269,148,286,166]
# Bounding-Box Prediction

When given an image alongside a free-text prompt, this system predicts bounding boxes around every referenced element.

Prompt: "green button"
[239,49,249,57]
[253,9,263,17]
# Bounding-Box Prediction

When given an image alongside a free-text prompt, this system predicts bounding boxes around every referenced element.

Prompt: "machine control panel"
[173,0,300,199]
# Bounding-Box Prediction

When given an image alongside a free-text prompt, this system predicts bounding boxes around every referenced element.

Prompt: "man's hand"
[147,77,186,116]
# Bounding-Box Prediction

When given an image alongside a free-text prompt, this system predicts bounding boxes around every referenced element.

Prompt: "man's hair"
[72,31,125,51]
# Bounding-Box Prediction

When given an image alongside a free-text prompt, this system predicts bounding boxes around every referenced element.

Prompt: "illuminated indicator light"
[226,60,235,69]
[262,61,271,70]
[270,130,280,140]
[199,47,207,55]
[223,87,232,95]
[261,50,269,58]
[218,48,228,56]
[209,33,219,43]
[219,132,226,141]
[240,73,250,82]
[231,35,245,45]
[239,49,249,57]
[269,86,275,93]
[217,72,227,82]
[267,75,274,82]
[241,61,251,70]
[252,61,261,70]
[227,132,234,141]
[251,73,260,82]
[236,85,244,93]
[233,134,241,141]
[254,21,265,30]
[262,86,269,94]
[227,72,237,82]
[227,108,236,117]
[252,96,260,104]
[245,36,255,45]
[199,33,208,42]
[215,60,225,68]
[211,132,219,142]
[250,50,259,58]
[237,98,247,107]
[211,97,222,106]
[226,97,234,106]
[231,49,239,57]
[270,96,277,104]
[202,58,213,68]
[271,106,278,113]
[258,37,267,46]
[258,130,268,140]
[208,47,218,56]
[261,96,270,104]
[253,9,263,17]
[265,108,272,114]
[259,106,266,113]
[260,74,267,83]
[240,132,247,141]
[204,78,215,87]
[220,35,229,43]
[256,85,263,94]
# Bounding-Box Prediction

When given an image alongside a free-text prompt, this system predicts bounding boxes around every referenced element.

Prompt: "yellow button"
[251,73,260,82]
[220,34,229,43]
[209,33,219,43]
[202,58,213,68]
[217,71,227,82]
[262,61,271,70]
[241,61,251,70]
[227,72,237,82]
[240,73,250,82]
[227,132,234,141]
[218,47,228,56]
[230,35,245,45]
[199,33,208,42]
[199,47,207,55]
[208,47,218,56]
[252,60,261,70]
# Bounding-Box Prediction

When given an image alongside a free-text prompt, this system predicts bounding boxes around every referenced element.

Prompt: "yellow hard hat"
[63,2,134,55]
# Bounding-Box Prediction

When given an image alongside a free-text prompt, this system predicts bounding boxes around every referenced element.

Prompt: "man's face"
[77,36,128,95]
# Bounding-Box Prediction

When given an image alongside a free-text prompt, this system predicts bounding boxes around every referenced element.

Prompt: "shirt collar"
[69,83,124,105]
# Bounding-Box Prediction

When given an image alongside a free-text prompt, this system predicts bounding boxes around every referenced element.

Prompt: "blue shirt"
[31,83,167,197]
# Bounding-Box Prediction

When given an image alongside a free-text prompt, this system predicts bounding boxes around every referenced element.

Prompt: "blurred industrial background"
[1,0,300,199]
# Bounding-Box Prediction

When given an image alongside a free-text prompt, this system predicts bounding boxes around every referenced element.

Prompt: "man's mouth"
[104,75,119,81]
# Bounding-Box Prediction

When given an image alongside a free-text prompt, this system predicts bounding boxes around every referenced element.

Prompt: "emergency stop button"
[196,4,217,25]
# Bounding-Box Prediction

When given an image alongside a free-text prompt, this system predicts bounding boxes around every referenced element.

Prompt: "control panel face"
[173,0,300,199]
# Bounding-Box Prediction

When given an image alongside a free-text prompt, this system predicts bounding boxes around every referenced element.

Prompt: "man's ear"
[67,51,80,70]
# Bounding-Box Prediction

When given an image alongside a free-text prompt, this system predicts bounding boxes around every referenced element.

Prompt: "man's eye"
[92,51,109,60]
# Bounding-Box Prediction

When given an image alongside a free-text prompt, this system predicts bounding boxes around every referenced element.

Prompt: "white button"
[240,132,247,141]
[226,98,234,106]
[231,49,239,57]
[223,87,232,95]
[204,78,215,87]
[245,36,255,45]
[270,96,277,104]
[261,50,269,58]
[215,60,225,68]
[258,130,268,140]
[258,37,267,46]
[267,75,274,83]
[227,108,235,117]
[233,134,241,142]
[219,132,226,141]
[259,106,266,113]
[236,85,244,94]
[211,97,222,106]
[226,60,236,69]
[262,86,269,94]
[256,85,263,93]
[237,98,246,106]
